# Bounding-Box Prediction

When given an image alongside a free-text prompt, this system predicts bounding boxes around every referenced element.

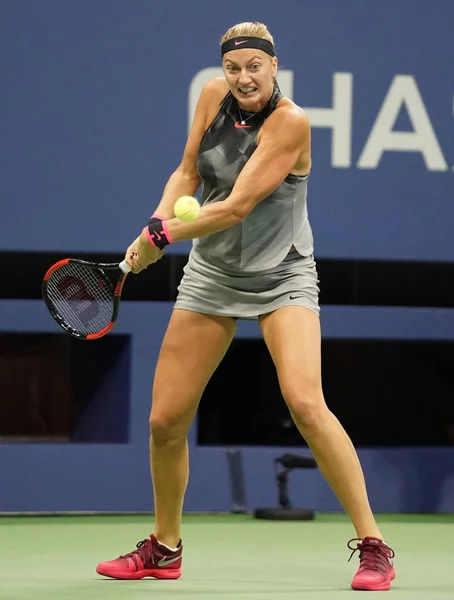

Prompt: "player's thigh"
[151,308,237,429]
[259,306,323,402]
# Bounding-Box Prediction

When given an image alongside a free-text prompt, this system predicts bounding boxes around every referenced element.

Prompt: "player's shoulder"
[199,77,229,103]
[272,97,310,130]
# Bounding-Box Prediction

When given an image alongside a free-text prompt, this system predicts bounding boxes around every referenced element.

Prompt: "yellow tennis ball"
[174,196,200,222]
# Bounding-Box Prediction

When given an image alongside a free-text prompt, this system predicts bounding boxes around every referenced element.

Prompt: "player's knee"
[149,413,187,446]
[282,382,326,429]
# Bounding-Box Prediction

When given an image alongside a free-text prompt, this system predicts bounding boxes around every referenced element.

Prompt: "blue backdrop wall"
[2,0,453,259]
[1,0,454,513]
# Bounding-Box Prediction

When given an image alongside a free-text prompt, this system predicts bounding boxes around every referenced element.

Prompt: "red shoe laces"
[122,539,154,565]
[347,538,395,571]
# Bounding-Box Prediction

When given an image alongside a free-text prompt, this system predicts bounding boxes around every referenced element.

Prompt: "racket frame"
[42,258,131,340]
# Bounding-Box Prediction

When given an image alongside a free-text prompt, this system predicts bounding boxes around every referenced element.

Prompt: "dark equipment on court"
[254,453,318,520]
[226,448,248,514]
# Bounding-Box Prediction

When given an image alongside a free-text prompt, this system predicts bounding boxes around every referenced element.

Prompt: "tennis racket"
[42,258,132,340]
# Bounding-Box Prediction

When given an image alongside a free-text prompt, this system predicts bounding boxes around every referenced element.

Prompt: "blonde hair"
[220,21,275,48]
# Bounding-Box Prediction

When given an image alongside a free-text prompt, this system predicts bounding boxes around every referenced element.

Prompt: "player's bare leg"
[97,309,236,579]
[260,306,380,538]
[259,306,395,591]
[150,309,236,548]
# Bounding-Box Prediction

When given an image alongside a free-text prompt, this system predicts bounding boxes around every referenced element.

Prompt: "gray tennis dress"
[174,85,320,319]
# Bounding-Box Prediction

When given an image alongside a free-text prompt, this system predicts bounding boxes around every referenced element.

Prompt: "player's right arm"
[125,79,225,272]
[152,79,224,219]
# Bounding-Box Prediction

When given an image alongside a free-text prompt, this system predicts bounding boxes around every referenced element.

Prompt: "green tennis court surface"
[1,513,453,599]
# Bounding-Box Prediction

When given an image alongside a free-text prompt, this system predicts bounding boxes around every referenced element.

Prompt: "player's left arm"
[150,106,310,243]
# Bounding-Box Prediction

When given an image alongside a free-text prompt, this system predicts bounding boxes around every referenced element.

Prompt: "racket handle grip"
[119,260,132,274]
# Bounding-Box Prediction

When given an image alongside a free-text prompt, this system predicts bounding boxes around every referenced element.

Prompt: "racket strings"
[46,263,114,335]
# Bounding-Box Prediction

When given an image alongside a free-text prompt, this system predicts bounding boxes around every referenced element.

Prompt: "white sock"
[157,538,179,552]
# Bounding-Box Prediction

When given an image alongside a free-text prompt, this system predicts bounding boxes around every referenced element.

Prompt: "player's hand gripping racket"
[42,258,132,340]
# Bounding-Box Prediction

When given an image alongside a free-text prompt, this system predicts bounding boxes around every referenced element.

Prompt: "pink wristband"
[144,216,173,249]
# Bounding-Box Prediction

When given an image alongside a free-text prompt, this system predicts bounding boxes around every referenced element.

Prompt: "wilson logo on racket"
[56,275,100,327]
[42,258,132,340]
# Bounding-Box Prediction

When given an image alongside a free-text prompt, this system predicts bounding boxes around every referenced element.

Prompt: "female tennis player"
[96,21,396,591]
